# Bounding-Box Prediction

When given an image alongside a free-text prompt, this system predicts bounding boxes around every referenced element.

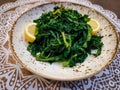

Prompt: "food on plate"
[87,19,100,35]
[24,6,103,67]
[24,22,36,42]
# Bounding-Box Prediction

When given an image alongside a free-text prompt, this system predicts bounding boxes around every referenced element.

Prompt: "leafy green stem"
[61,32,69,48]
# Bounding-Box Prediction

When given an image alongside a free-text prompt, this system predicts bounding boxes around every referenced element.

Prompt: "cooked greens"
[27,6,103,67]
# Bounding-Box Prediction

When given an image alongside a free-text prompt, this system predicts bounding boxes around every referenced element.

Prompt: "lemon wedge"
[88,19,100,35]
[24,22,36,43]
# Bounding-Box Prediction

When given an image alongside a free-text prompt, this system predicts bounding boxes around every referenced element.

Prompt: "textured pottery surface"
[11,2,118,81]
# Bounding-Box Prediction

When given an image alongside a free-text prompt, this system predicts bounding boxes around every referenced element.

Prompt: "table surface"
[0,0,120,18]
[0,0,120,90]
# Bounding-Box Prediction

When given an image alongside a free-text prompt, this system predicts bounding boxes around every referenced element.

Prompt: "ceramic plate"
[10,2,119,81]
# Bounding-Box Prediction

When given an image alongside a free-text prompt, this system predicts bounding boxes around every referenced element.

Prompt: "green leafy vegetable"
[27,6,103,67]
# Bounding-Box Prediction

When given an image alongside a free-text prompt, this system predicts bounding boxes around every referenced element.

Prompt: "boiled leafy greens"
[27,6,103,67]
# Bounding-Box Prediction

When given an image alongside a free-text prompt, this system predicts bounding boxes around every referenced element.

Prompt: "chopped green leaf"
[27,6,103,67]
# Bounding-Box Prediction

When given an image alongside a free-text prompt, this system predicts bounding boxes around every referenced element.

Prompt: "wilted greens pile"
[27,6,103,67]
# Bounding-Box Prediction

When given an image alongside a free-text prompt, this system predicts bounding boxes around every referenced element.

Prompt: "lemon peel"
[88,19,100,35]
[24,22,36,42]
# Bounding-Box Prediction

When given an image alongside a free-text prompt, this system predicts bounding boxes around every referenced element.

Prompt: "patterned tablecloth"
[0,0,120,90]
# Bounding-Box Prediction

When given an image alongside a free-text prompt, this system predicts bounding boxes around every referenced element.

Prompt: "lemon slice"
[88,19,100,35]
[24,22,36,43]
